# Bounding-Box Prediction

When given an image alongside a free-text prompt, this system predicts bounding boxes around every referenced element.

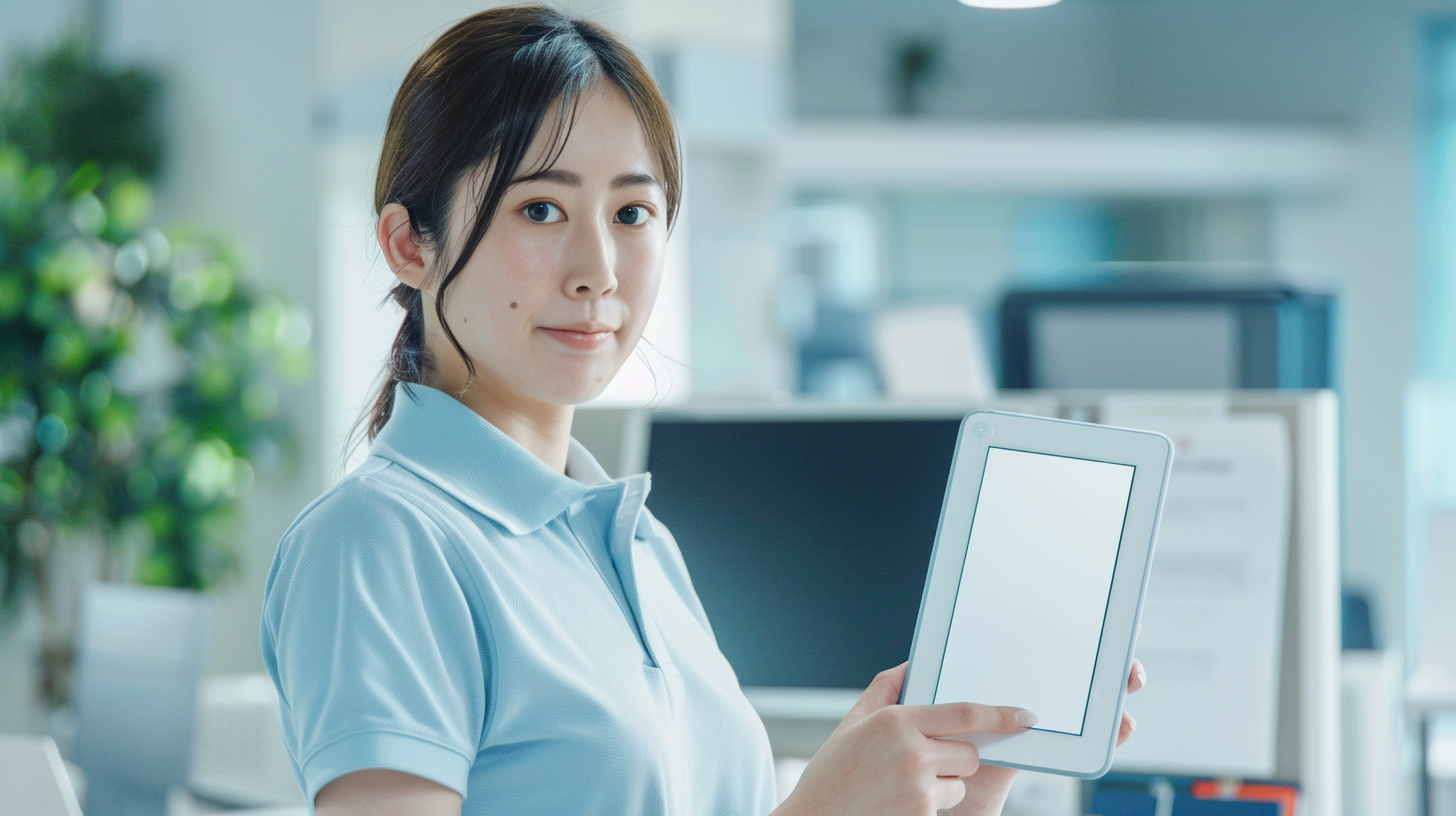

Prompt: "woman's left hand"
[942,658,1147,815]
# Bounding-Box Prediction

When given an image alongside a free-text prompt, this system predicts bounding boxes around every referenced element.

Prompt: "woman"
[261,7,1143,815]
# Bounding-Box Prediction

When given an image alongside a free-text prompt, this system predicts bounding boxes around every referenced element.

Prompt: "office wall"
[793,0,1443,660]
[0,1,73,59]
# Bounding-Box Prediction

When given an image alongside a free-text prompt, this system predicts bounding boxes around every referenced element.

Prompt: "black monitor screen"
[644,417,961,688]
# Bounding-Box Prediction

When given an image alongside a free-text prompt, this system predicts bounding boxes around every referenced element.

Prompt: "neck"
[426,363,575,475]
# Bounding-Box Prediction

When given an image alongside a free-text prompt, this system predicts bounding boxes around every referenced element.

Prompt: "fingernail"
[1127,715,1137,732]
[1015,710,1038,728]
[1137,668,1147,687]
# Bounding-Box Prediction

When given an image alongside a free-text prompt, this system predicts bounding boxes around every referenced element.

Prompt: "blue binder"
[1089,791,1281,816]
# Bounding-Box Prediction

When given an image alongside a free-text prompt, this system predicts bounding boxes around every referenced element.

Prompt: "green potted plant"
[0,35,310,709]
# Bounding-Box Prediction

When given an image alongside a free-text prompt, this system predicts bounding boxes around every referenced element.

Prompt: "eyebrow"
[510,168,660,189]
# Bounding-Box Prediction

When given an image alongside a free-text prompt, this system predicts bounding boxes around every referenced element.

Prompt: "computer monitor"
[643,407,963,698]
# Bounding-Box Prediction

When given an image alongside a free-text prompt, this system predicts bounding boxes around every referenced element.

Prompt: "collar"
[370,382,609,535]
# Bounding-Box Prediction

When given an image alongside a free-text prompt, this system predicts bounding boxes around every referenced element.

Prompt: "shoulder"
[263,457,474,621]
[276,457,454,559]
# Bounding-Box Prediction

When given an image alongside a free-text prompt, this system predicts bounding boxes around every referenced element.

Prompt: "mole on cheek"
[510,302,518,309]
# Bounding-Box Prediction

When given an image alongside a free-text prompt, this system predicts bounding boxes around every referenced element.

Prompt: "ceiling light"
[958,0,1063,8]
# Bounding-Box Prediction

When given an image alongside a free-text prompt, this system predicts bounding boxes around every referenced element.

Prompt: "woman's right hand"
[773,663,1036,816]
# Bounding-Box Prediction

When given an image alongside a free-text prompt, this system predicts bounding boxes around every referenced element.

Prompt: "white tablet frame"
[900,410,1172,778]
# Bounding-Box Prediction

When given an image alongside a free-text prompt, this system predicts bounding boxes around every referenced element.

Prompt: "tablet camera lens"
[973,422,993,439]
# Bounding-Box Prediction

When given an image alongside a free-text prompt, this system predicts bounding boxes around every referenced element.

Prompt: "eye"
[615,205,649,226]
[523,201,564,223]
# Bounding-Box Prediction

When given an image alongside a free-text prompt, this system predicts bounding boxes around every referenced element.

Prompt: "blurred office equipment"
[999,282,1335,389]
[1429,714,1456,816]
[189,674,303,808]
[618,388,1338,816]
[1341,591,1380,650]
[1090,789,1285,816]
[783,205,881,397]
[1411,509,1456,816]
[1407,382,1456,816]
[1189,781,1298,815]
[1410,509,1456,710]
[1341,649,1408,816]
[73,584,214,816]
[1089,780,1298,816]
[1001,770,1081,816]
[871,303,996,401]
[0,734,84,816]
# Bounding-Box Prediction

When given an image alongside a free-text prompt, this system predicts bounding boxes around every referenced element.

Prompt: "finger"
[1128,658,1146,693]
[906,702,1037,738]
[845,663,908,727]
[1116,711,1137,747]
[930,776,968,812]
[925,736,981,778]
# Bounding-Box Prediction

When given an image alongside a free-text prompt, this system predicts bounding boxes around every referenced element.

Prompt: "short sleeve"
[261,473,487,805]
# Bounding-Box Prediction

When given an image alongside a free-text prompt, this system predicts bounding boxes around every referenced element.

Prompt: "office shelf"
[780,120,1352,195]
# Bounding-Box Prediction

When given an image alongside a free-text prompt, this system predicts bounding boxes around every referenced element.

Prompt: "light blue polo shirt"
[261,383,776,814]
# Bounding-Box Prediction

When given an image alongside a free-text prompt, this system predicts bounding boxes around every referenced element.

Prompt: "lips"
[539,324,615,351]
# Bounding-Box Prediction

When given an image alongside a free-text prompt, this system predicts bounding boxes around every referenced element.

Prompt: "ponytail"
[361,282,431,443]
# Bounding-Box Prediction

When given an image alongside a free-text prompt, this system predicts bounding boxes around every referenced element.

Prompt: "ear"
[378,202,434,293]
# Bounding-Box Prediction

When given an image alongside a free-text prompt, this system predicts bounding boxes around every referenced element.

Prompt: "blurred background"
[1,0,1455,815]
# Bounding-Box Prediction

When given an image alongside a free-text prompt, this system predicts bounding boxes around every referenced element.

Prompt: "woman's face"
[425,84,667,407]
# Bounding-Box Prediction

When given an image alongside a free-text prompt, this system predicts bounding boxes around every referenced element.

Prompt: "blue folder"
[1089,791,1281,816]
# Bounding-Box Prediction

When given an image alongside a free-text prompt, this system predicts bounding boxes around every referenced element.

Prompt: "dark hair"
[362,5,681,442]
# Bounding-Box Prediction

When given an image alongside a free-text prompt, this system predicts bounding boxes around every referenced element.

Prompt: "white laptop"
[0,734,84,816]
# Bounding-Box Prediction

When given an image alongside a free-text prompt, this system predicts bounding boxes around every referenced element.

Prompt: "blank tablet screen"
[933,448,1134,736]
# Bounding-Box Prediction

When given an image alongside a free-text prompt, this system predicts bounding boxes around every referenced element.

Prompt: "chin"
[532,367,624,406]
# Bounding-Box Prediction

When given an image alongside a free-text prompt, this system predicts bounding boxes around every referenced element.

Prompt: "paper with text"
[1101,413,1290,776]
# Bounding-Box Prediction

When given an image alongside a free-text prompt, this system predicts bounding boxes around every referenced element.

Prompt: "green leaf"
[42,326,89,373]
[68,193,105,236]
[65,162,101,197]
[78,370,111,414]
[107,178,152,233]
[138,549,178,587]
[0,272,24,320]
[0,48,306,600]
[37,240,98,294]
[34,415,69,453]
[1,34,165,180]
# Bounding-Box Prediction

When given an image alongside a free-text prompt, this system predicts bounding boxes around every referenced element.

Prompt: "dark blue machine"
[1000,281,1336,390]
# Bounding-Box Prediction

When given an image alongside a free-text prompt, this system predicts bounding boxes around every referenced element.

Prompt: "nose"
[562,215,617,299]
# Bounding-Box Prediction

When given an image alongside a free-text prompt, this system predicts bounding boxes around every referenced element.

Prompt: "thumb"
[842,663,907,729]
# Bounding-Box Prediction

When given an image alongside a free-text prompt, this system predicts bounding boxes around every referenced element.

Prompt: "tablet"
[900,410,1172,778]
